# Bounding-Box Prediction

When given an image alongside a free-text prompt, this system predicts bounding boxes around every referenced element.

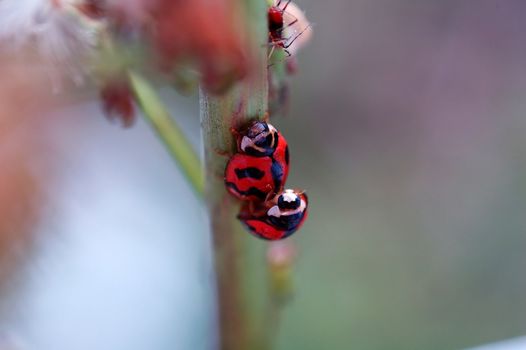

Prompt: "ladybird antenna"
[276,0,282,6]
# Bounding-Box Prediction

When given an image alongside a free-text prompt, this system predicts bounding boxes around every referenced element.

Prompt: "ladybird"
[224,121,290,201]
[238,189,308,240]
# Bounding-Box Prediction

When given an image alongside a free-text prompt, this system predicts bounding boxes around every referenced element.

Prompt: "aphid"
[267,0,311,57]
[267,0,312,113]
[224,121,289,201]
[238,189,308,240]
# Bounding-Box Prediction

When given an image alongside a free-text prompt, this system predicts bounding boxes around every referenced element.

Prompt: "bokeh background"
[1,0,526,349]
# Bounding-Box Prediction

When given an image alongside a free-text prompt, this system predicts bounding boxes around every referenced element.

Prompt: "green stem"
[128,70,204,197]
[200,89,253,350]
[200,0,269,349]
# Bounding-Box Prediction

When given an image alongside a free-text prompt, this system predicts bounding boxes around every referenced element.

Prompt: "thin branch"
[128,70,204,197]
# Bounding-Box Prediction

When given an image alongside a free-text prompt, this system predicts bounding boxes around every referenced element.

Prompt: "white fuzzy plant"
[0,0,102,91]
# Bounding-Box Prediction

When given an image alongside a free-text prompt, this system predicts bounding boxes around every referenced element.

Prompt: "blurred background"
[1,0,526,349]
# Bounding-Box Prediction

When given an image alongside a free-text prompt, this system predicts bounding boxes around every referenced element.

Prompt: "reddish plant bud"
[100,80,135,127]
[75,0,106,20]
[267,241,296,301]
[267,241,296,268]
[286,57,298,75]
[150,0,249,94]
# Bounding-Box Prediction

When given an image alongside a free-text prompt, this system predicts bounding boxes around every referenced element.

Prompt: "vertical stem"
[200,0,268,349]
[200,91,248,350]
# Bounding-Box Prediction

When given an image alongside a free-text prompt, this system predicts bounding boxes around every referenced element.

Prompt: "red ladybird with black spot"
[224,121,290,201]
[238,189,308,240]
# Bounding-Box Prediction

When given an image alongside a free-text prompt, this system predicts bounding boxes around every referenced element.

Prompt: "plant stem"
[200,0,269,349]
[200,90,248,350]
[129,70,204,197]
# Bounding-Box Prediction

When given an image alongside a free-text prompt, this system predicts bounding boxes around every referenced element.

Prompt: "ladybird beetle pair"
[224,121,308,240]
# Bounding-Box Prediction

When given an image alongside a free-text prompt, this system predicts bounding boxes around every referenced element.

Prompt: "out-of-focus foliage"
[1,1,526,350]
[275,0,526,349]
[0,60,55,292]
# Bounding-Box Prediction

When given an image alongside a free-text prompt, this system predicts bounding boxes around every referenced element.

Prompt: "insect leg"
[268,45,276,61]
[283,24,311,49]
[281,0,292,12]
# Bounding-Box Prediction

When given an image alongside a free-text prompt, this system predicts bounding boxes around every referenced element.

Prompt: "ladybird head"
[277,189,302,210]
[267,189,308,232]
[240,121,279,157]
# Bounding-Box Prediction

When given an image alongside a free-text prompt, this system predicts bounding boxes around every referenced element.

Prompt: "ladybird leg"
[232,100,246,126]
[264,189,276,203]
[250,200,271,217]
[230,127,241,138]
[230,126,240,140]
[214,148,231,157]
[229,127,243,152]
[238,201,255,220]
[236,99,245,116]
[237,210,250,221]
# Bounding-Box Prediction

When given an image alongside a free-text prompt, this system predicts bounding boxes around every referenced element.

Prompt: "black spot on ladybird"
[234,167,265,180]
[278,194,300,210]
[269,212,304,231]
[225,182,267,200]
